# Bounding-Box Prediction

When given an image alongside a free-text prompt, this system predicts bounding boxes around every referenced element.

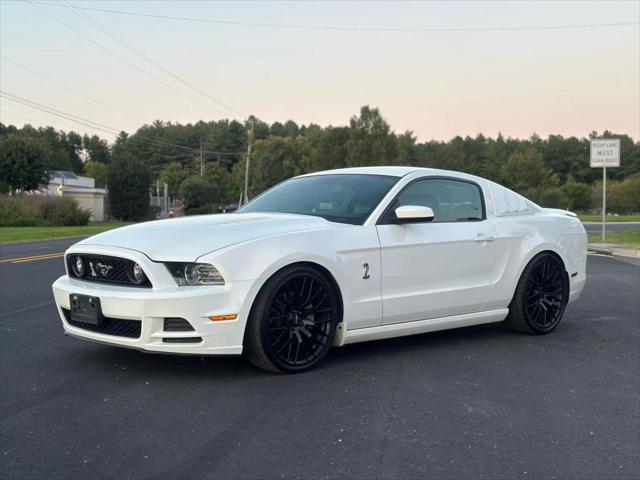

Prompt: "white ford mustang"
[52,167,587,372]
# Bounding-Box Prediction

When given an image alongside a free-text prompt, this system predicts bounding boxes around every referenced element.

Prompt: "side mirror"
[394,205,435,224]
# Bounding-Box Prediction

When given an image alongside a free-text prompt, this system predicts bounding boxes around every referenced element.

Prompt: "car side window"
[393,178,484,222]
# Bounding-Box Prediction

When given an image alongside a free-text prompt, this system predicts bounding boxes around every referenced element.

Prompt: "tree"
[346,106,397,167]
[247,116,270,140]
[501,148,558,201]
[83,134,111,163]
[160,162,189,197]
[308,127,349,172]
[204,163,232,204]
[83,161,108,188]
[0,134,48,194]
[107,152,151,221]
[179,175,217,214]
[395,131,417,165]
[247,136,311,197]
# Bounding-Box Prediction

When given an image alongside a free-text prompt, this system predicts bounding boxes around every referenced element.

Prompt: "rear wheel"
[505,252,569,334]
[243,265,339,373]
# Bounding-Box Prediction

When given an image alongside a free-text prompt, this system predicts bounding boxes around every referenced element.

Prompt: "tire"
[505,252,569,334]
[243,264,340,373]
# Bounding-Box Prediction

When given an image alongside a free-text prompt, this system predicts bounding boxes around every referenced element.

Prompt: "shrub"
[609,175,640,214]
[0,195,90,226]
[561,180,592,211]
[591,175,640,214]
[39,197,91,226]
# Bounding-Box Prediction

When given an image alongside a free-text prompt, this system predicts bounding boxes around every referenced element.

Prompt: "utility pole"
[243,121,254,205]
[199,138,204,176]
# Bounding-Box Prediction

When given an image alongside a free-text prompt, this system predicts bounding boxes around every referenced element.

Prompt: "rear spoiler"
[543,208,578,218]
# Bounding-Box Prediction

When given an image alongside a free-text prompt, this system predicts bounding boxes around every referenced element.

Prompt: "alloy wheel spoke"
[525,259,565,330]
[267,273,334,367]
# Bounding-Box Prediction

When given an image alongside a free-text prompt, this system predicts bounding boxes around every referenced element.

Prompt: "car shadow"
[64,321,518,379]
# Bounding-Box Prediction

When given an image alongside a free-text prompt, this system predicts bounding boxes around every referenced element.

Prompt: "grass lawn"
[0,223,128,245]
[588,231,640,248]
[579,214,640,223]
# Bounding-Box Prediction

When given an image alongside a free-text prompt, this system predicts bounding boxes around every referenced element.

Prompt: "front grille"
[63,308,142,339]
[66,254,152,288]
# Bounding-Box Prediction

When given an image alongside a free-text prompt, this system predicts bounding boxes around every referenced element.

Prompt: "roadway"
[581,222,639,234]
[0,238,638,479]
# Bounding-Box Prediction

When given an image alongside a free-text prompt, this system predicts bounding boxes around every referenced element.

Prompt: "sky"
[1,0,639,142]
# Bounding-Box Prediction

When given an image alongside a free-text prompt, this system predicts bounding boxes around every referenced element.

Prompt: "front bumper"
[52,246,258,355]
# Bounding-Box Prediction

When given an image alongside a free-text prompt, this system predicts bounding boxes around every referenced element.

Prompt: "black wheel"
[505,252,569,334]
[243,265,340,373]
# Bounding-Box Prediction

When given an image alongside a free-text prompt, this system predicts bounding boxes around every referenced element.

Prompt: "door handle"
[474,233,496,243]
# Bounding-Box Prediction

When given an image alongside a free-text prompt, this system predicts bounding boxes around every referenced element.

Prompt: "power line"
[61,0,245,120]
[1,104,87,131]
[23,1,640,33]
[1,55,148,123]
[1,91,124,135]
[0,90,246,157]
[24,0,229,117]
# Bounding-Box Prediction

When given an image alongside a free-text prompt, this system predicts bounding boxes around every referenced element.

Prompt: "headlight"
[164,263,225,286]
[71,255,85,277]
[128,262,147,285]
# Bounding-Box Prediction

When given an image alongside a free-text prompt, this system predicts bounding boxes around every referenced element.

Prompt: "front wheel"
[243,265,340,373]
[505,252,569,334]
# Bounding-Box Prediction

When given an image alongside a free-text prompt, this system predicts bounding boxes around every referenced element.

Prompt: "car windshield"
[238,174,399,225]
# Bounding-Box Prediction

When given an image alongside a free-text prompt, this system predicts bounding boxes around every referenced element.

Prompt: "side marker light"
[209,314,238,322]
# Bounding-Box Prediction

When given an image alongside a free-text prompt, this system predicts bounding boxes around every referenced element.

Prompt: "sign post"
[590,139,620,242]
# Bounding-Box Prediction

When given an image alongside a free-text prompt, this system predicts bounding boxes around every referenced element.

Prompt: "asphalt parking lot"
[1,238,638,480]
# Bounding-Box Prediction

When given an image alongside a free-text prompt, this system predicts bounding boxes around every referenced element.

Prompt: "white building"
[44,171,106,222]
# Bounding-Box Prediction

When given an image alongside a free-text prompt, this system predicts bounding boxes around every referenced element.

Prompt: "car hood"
[77,213,340,262]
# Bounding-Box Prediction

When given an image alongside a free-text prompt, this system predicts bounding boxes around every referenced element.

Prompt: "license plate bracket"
[69,294,104,325]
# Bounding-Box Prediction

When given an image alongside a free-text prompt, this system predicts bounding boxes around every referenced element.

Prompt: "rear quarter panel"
[484,212,587,310]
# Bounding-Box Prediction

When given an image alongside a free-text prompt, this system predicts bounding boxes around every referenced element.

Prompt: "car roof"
[300,166,447,178]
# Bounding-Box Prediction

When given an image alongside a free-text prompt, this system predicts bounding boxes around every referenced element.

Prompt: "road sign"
[590,139,620,168]
[590,139,620,242]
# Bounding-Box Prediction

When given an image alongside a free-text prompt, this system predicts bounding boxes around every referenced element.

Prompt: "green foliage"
[0,134,49,194]
[39,197,92,226]
[179,175,218,214]
[536,187,570,209]
[83,135,111,163]
[606,175,640,214]
[561,180,592,211]
[107,152,151,221]
[8,125,84,172]
[204,164,232,203]
[2,110,639,215]
[270,120,300,137]
[0,195,90,227]
[243,136,312,198]
[83,161,108,188]
[501,148,558,200]
[346,106,398,167]
[306,126,349,172]
[160,162,190,197]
